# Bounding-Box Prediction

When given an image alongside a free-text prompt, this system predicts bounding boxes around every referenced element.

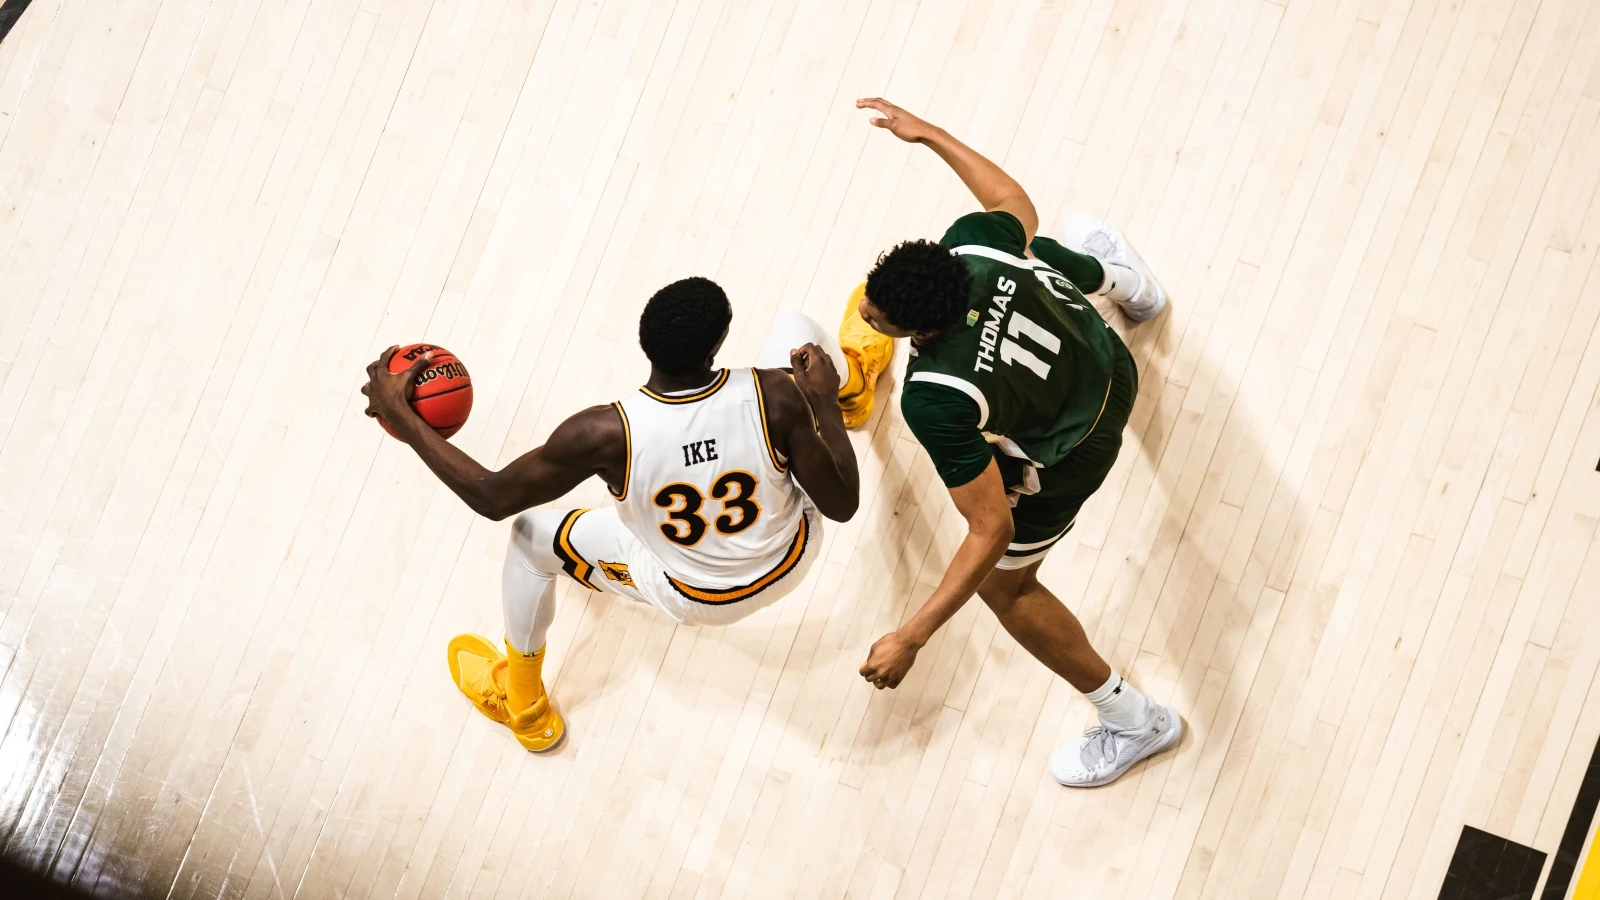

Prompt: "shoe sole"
[516,719,566,753]
[1059,710,1186,788]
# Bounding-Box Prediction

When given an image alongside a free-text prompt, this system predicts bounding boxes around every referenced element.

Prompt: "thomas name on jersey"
[973,276,1018,373]
[973,274,1068,380]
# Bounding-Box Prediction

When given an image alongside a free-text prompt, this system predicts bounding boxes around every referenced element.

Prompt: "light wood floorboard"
[2,1,1599,897]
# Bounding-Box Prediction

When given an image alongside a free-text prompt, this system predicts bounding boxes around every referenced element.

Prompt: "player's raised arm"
[362,349,625,520]
[857,97,1038,242]
[756,345,860,522]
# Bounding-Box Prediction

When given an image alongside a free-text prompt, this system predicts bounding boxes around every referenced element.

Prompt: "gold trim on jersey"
[552,509,597,589]
[1069,376,1115,451]
[610,401,632,500]
[638,369,729,404]
[665,514,809,605]
[750,368,788,473]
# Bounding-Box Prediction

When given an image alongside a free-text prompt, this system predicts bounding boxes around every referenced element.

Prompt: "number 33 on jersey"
[653,470,762,546]
[613,368,811,591]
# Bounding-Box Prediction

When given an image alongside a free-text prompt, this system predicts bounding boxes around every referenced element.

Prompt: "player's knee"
[977,566,1039,615]
[510,511,540,546]
[978,587,1017,616]
[977,580,1022,614]
[509,510,564,575]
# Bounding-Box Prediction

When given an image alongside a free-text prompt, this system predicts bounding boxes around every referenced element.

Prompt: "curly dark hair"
[639,277,733,376]
[864,240,973,333]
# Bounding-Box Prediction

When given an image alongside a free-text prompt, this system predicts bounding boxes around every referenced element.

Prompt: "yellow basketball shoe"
[837,282,894,429]
[446,634,565,752]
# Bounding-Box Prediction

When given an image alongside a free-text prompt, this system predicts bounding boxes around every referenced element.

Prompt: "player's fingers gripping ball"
[379,343,474,439]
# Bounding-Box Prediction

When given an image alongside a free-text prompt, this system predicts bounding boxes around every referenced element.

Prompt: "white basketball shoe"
[1050,701,1183,788]
[1058,212,1168,322]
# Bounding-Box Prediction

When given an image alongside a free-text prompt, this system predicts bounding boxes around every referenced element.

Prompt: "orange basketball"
[381,343,473,439]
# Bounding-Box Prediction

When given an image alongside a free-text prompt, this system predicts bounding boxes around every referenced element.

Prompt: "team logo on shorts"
[598,560,635,587]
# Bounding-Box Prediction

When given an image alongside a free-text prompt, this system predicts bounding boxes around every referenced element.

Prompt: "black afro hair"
[864,240,973,333]
[638,277,733,376]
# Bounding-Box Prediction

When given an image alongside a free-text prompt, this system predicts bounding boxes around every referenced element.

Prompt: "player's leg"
[756,303,891,429]
[1034,216,1168,322]
[756,310,848,373]
[977,353,1179,787]
[1026,235,1109,295]
[977,562,1180,787]
[976,563,1111,691]
[449,508,574,751]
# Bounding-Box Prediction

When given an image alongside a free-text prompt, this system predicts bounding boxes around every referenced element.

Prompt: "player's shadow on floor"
[1096,307,1315,713]
[752,299,1317,769]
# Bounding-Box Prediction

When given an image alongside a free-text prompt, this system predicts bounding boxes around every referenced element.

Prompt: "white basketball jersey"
[612,368,812,604]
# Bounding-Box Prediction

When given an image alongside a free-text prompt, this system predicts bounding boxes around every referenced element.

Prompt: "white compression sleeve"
[756,311,848,374]
[502,510,566,654]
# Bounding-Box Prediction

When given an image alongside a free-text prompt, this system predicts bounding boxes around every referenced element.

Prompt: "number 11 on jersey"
[999,311,1061,378]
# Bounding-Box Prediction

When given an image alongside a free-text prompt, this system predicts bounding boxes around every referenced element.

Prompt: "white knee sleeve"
[756,311,847,375]
[503,510,566,654]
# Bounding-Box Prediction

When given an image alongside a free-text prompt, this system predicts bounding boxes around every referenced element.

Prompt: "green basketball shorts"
[992,344,1138,570]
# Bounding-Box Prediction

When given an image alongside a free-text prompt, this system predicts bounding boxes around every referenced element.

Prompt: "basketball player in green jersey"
[851,98,1180,788]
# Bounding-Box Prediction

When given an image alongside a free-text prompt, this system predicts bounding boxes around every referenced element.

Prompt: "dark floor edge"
[0,0,36,46]
[1541,732,1600,899]
[1439,825,1546,900]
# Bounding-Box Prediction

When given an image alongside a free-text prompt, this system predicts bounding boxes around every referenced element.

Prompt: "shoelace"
[470,660,510,715]
[1079,725,1122,769]
[1082,228,1120,261]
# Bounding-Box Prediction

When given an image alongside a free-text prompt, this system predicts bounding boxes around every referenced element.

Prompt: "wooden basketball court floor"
[3,0,1600,897]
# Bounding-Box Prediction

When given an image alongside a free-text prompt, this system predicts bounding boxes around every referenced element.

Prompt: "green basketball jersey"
[902,213,1128,486]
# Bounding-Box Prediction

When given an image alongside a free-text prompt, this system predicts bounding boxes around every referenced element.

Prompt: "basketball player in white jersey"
[361,277,862,751]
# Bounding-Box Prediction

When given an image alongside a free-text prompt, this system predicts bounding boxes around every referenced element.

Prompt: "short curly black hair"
[639,277,733,376]
[864,240,973,333]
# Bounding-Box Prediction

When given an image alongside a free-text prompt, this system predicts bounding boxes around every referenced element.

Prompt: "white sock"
[502,511,565,654]
[1086,671,1151,731]
[1090,261,1144,305]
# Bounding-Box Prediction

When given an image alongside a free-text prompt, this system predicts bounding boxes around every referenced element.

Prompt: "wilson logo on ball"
[417,361,468,383]
[381,342,474,440]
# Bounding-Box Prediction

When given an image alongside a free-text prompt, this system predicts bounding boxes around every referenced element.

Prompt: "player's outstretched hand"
[856,98,936,143]
[860,630,921,690]
[790,342,841,405]
[361,345,433,424]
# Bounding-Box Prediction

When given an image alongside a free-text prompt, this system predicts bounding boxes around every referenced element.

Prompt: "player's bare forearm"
[811,401,860,502]
[857,98,1038,240]
[389,414,514,518]
[787,402,861,522]
[920,127,1038,240]
[785,419,859,522]
[859,462,1012,689]
[899,461,1013,647]
[389,405,619,521]
[901,525,1009,646]
[761,362,860,522]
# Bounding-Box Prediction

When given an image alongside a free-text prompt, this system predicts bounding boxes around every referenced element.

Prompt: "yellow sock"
[504,639,548,713]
